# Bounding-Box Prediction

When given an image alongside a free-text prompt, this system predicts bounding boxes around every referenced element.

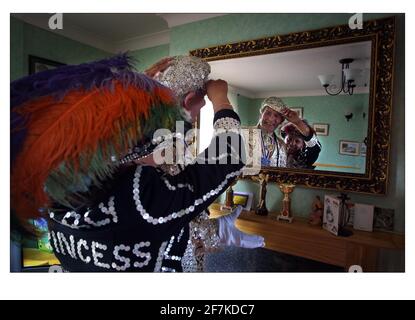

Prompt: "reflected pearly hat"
[260,96,287,114]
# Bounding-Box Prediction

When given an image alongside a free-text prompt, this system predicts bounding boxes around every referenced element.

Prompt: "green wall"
[235,94,259,127]
[168,13,405,234]
[10,17,111,81]
[130,44,170,72]
[10,15,170,79]
[10,17,25,81]
[284,94,368,173]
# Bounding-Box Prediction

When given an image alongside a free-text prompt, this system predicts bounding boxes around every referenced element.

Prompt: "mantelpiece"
[209,203,404,271]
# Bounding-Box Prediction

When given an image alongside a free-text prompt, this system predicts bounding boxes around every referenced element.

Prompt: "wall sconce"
[344,112,353,121]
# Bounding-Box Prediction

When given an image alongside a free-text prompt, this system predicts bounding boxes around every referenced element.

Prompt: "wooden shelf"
[209,203,404,271]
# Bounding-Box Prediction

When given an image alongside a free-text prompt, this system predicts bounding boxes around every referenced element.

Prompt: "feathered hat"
[11,54,185,223]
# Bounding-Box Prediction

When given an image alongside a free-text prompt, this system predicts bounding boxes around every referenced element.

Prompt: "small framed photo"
[323,195,341,236]
[290,107,303,119]
[29,55,66,75]
[360,143,367,156]
[233,191,253,211]
[313,123,329,136]
[339,140,360,156]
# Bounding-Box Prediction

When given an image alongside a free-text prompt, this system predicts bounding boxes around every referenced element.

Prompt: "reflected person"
[280,121,321,169]
[257,97,312,167]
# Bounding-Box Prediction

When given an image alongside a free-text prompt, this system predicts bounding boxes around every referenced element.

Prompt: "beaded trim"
[56,232,77,258]
[213,117,241,131]
[118,133,184,165]
[49,196,118,229]
[91,241,111,269]
[77,239,91,264]
[196,142,240,163]
[154,241,168,272]
[161,267,176,272]
[181,239,197,272]
[177,228,185,243]
[50,211,90,230]
[305,134,320,148]
[50,231,60,254]
[98,196,118,223]
[164,235,182,262]
[162,177,194,192]
[112,245,131,271]
[133,166,242,225]
[181,211,220,272]
[190,211,221,250]
[132,242,152,268]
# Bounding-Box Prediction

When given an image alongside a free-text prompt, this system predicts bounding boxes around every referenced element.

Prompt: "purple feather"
[11,53,166,108]
[10,53,171,162]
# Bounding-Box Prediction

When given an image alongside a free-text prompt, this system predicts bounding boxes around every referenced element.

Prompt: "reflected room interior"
[200,41,372,174]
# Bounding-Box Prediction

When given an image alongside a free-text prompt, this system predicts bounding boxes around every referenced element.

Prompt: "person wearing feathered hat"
[11,54,264,272]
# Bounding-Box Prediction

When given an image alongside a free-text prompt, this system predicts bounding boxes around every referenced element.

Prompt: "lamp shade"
[344,68,361,82]
[318,74,334,86]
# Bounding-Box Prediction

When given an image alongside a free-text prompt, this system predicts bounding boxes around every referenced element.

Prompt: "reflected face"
[285,135,305,154]
[260,107,284,133]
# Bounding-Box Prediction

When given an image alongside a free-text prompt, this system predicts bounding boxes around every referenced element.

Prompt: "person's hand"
[280,107,301,124]
[206,79,232,110]
[217,206,265,248]
[144,57,174,78]
[280,107,311,136]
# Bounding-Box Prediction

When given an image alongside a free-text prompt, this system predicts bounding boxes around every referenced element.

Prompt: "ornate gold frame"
[190,16,396,195]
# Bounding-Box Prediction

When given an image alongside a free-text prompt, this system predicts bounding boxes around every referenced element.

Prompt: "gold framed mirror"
[191,16,395,195]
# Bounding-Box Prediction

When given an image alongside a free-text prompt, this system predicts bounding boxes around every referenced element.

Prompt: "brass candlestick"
[253,173,269,216]
[277,183,295,223]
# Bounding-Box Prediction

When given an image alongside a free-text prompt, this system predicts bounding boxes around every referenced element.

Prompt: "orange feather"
[11,80,176,221]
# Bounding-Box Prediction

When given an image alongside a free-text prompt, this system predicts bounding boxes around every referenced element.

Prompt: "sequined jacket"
[47,109,245,272]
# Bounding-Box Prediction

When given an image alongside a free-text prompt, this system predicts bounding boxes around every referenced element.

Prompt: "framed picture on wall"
[339,140,360,156]
[232,191,253,211]
[290,107,303,119]
[29,55,66,75]
[313,123,329,136]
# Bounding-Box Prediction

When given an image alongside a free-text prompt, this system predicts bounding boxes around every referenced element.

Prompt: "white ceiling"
[12,13,225,53]
[209,41,372,97]
[63,14,169,42]
[13,14,372,97]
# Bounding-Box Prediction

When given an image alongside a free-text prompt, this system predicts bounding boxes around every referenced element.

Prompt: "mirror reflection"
[199,40,372,174]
